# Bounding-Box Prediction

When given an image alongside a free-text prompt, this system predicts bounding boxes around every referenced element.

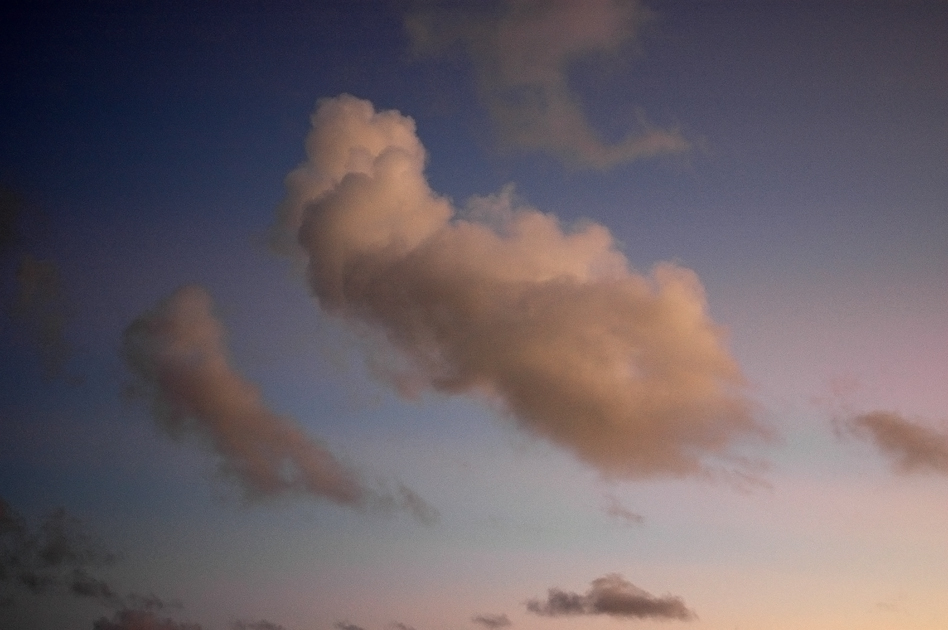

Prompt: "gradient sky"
[1,2,947,629]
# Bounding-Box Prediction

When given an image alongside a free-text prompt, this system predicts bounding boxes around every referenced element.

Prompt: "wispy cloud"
[526,573,695,621]
[472,613,511,629]
[122,285,437,523]
[844,411,948,475]
[406,0,688,168]
[0,496,173,612]
[602,495,643,526]
[274,94,766,479]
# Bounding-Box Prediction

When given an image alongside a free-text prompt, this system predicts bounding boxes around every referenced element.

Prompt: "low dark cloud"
[334,621,365,630]
[232,620,287,630]
[845,411,948,475]
[472,613,511,628]
[0,497,178,615]
[123,285,437,523]
[526,573,695,621]
[93,608,202,630]
[389,622,415,630]
[0,497,117,606]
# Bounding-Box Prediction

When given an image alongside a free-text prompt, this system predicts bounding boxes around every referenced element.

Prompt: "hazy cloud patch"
[526,573,695,621]
[0,186,74,379]
[406,0,688,168]
[844,411,948,475]
[275,94,766,480]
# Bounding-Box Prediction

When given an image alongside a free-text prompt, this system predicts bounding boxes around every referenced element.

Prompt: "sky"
[1,1,946,629]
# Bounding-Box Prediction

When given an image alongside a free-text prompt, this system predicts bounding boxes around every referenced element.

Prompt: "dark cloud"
[845,411,948,475]
[389,622,415,630]
[334,621,365,630]
[472,613,511,628]
[123,285,437,523]
[93,608,202,630]
[273,94,767,480]
[406,0,687,168]
[526,573,695,621]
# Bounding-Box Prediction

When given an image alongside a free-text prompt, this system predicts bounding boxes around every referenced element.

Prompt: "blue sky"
[1,2,947,629]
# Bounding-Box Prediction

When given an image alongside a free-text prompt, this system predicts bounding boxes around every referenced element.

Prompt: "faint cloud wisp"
[406,0,688,168]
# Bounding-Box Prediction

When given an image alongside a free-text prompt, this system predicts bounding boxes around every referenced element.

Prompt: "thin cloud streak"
[0,497,118,606]
[471,613,511,629]
[406,0,688,168]
[845,411,948,475]
[275,94,767,479]
[602,495,644,526]
[526,573,695,621]
[123,285,366,505]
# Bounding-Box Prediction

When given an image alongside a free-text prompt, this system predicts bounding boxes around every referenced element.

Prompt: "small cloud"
[526,573,695,621]
[844,411,948,475]
[232,620,288,630]
[602,495,643,526]
[472,613,511,629]
[69,569,122,606]
[389,622,415,630]
[406,0,688,168]
[93,608,202,630]
[334,622,366,630]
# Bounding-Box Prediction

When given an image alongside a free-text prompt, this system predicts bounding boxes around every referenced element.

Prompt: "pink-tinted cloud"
[846,411,948,475]
[526,573,695,621]
[122,285,437,524]
[275,95,766,479]
[406,0,688,168]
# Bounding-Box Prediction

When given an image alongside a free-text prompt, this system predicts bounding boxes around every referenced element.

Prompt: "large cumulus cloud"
[274,94,766,479]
